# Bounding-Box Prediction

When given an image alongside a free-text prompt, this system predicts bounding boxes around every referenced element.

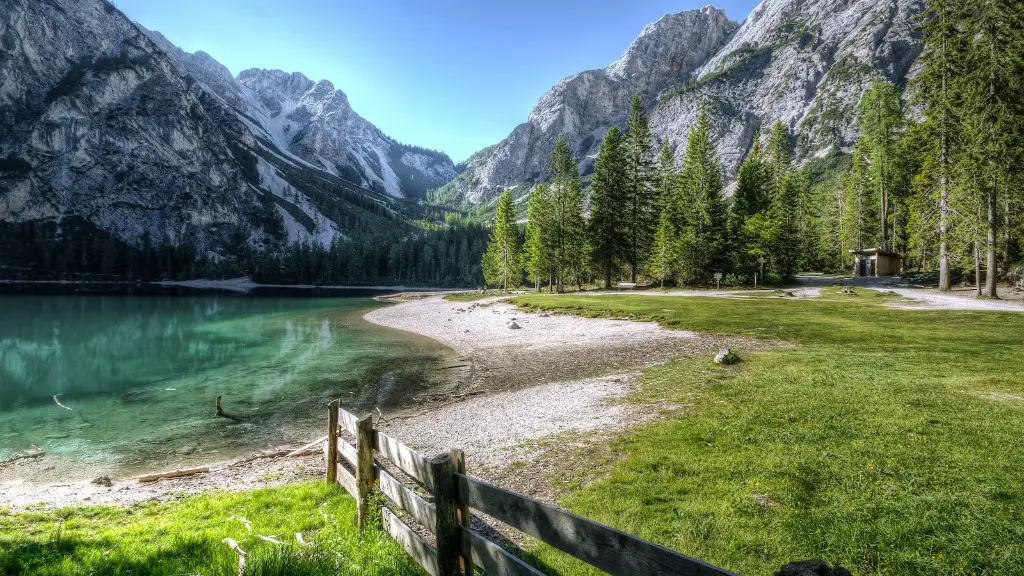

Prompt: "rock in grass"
[714,349,740,365]
[774,560,852,576]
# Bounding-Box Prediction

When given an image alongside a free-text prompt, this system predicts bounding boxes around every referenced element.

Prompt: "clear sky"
[115,0,760,163]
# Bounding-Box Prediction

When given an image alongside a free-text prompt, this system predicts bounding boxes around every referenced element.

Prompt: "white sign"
[714,272,723,280]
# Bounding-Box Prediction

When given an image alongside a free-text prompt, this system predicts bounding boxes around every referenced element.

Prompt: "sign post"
[714,272,722,290]
[758,257,766,287]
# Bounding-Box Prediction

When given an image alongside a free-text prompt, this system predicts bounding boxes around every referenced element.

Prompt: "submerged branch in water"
[52,395,73,411]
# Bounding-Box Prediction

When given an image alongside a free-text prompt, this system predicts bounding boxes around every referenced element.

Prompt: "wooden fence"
[324,400,738,576]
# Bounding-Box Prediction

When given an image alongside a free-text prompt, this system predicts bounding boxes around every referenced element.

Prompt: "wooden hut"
[850,249,903,277]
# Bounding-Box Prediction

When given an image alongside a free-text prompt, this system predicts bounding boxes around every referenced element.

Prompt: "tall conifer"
[589,128,627,288]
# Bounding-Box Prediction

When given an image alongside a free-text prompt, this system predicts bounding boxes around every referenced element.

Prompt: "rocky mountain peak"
[439,0,925,208]
[606,6,734,86]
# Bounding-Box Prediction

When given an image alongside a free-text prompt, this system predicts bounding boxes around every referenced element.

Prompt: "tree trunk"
[975,242,982,297]
[985,185,998,298]
[937,17,951,292]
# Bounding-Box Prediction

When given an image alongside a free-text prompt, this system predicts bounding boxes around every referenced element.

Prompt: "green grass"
[514,288,1024,575]
[442,291,502,302]
[0,482,424,576]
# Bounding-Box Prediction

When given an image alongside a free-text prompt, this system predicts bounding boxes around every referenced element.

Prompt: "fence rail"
[325,400,738,576]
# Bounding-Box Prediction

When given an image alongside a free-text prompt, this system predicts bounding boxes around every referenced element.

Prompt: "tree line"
[483,96,813,291]
[0,216,489,288]
[483,0,1024,294]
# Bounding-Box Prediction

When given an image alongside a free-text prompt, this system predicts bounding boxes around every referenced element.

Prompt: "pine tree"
[623,94,656,283]
[858,77,904,250]
[548,135,587,292]
[654,139,676,218]
[959,0,1024,297]
[523,184,553,291]
[482,190,521,290]
[916,0,970,290]
[646,208,679,288]
[728,134,769,279]
[677,109,726,284]
[589,128,627,288]
[842,142,880,252]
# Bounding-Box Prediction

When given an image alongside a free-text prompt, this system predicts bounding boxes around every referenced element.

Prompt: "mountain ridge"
[436,0,924,208]
[0,0,457,263]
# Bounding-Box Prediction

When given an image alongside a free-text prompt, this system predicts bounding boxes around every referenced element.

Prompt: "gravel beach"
[1,293,759,509]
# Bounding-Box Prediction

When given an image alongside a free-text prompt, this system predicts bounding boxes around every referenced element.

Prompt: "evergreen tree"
[646,208,679,288]
[774,170,810,278]
[858,77,905,250]
[623,94,656,283]
[677,109,727,284]
[523,184,553,291]
[548,135,587,292]
[589,128,627,288]
[842,142,880,252]
[728,134,769,279]
[482,190,521,290]
[959,0,1024,296]
[916,0,970,290]
[765,121,793,199]
[654,139,676,218]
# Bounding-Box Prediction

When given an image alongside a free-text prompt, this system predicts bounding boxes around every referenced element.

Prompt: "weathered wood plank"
[355,415,375,529]
[338,439,358,468]
[376,430,434,491]
[461,527,545,576]
[382,506,440,576]
[431,455,460,576]
[336,462,358,499]
[338,407,359,436]
[456,475,738,576]
[450,449,474,576]
[326,400,339,485]
[378,467,437,530]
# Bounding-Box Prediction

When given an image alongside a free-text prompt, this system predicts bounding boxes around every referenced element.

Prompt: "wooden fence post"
[355,414,375,530]
[326,400,339,485]
[450,449,474,576]
[430,454,460,576]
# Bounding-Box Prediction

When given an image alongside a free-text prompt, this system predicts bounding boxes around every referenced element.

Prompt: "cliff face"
[445,0,924,206]
[651,0,923,178]
[434,6,737,206]
[0,0,278,253]
[0,0,456,257]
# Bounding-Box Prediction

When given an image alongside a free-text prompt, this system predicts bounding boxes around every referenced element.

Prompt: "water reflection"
[0,294,449,478]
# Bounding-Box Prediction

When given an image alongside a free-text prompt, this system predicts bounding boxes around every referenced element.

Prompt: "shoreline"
[0,293,765,509]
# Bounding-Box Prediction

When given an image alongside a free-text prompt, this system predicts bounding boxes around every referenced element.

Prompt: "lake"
[0,288,453,481]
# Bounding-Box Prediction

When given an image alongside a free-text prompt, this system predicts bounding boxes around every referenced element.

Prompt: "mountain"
[438,0,924,207]
[142,30,457,199]
[0,0,455,263]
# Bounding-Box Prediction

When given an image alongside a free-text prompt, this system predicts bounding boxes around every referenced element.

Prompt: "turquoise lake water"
[0,291,452,480]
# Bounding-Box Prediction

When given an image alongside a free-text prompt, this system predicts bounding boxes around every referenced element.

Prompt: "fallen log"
[138,466,210,483]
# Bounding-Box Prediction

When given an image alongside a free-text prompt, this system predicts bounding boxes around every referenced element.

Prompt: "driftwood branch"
[286,436,328,457]
[0,449,45,468]
[215,395,243,422]
[222,537,247,576]
[137,466,210,483]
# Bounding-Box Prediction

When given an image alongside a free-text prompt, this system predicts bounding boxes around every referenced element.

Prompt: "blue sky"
[116,0,759,162]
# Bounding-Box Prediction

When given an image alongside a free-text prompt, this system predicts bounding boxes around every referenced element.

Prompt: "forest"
[482,0,1023,295]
